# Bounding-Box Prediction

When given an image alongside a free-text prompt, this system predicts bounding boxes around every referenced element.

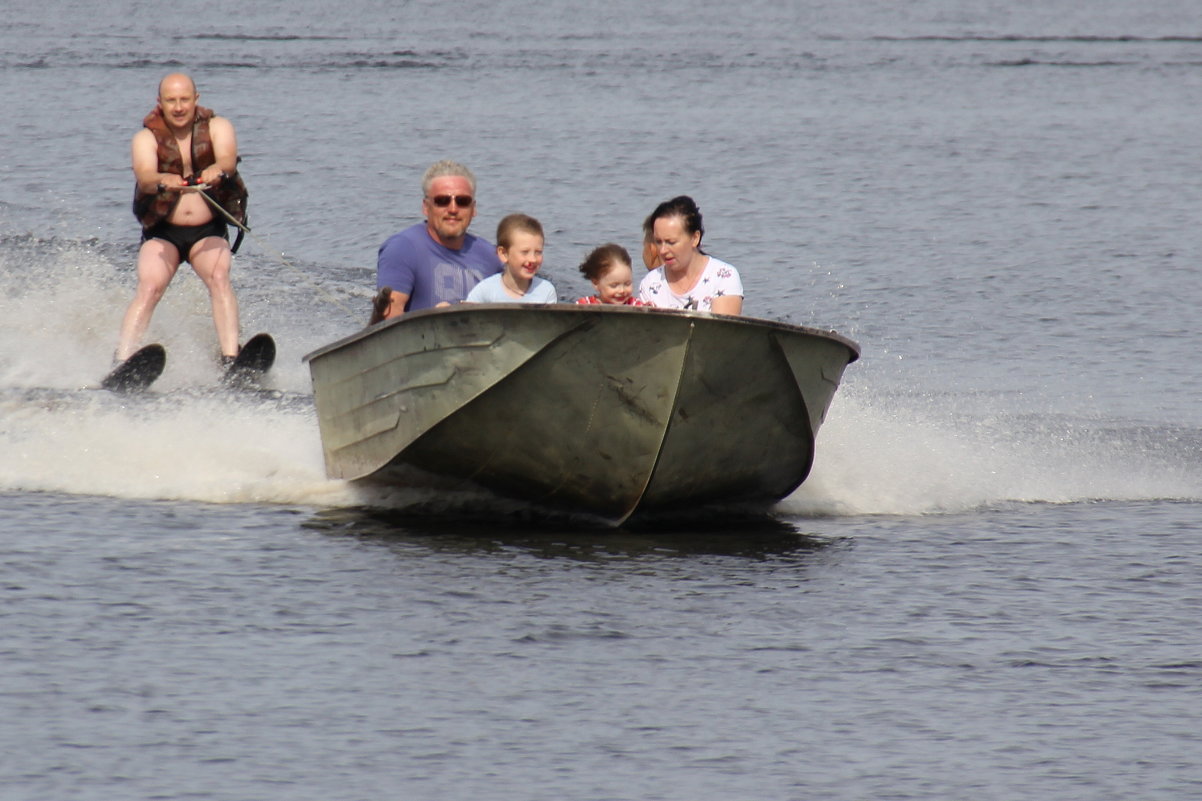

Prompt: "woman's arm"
[710,295,743,315]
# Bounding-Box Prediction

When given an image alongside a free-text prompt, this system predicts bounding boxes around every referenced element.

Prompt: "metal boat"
[303,304,859,525]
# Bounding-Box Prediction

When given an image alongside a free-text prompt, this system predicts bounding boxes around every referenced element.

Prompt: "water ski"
[101,344,166,392]
[223,333,276,388]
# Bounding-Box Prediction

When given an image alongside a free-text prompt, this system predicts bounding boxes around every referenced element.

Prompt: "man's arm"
[385,291,409,319]
[132,128,183,193]
[200,116,238,186]
[377,233,417,318]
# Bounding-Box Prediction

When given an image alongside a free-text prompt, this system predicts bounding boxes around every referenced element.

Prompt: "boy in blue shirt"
[465,213,557,304]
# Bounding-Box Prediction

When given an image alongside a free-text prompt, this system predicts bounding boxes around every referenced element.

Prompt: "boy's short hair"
[496,213,544,250]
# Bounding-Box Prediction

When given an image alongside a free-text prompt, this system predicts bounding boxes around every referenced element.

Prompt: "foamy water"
[788,390,1201,517]
[5,246,1197,518]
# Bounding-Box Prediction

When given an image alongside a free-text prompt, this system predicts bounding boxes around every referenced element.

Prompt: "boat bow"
[304,305,858,523]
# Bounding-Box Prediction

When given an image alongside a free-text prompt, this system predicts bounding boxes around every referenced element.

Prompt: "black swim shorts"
[143,218,229,263]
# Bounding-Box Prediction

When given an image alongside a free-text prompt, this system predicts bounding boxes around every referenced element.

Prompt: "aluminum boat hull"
[304,305,859,524]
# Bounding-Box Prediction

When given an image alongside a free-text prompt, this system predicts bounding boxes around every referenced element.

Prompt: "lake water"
[2,1,1201,799]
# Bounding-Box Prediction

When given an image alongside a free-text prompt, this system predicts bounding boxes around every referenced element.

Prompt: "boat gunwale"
[301,303,860,365]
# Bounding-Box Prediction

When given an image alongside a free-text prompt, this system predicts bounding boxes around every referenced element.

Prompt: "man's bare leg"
[116,239,181,361]
[189,236,240,359]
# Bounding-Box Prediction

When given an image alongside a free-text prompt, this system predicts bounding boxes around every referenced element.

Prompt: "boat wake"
[781,387,1202,517]
[3,234,1198,519]
[4,366,1196,520]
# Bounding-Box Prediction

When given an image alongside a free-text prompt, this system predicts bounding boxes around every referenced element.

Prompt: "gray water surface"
[2,1,1201,798]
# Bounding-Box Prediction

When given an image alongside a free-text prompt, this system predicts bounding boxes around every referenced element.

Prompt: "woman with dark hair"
[637,196,743,314]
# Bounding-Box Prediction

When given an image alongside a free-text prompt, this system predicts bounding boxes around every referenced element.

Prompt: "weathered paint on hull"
[304,305,858,524]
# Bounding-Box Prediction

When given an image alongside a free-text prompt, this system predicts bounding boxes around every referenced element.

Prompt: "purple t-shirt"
[377,223,501,312]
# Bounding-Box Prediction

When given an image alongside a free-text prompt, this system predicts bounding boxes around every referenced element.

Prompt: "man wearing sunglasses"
[371,160,501,322]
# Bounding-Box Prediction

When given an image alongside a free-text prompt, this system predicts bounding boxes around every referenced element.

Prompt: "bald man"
[116,72,248,365]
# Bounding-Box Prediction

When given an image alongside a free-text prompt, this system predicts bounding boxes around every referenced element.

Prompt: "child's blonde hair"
[496,213,544,250]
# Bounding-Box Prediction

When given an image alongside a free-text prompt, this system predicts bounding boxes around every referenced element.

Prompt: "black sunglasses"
[428,194,474,208]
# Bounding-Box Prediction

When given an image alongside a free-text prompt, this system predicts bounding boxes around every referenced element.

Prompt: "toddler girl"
[575,243,648,306]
